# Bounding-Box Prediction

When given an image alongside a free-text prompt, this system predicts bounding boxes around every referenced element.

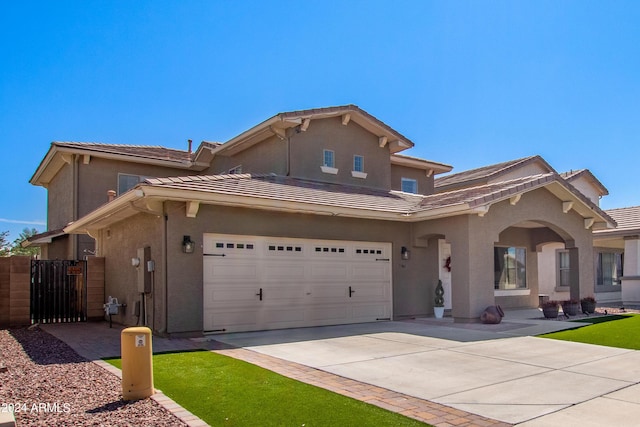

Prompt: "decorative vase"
[581,301,596,314]
[562,302,580,316]
[542,306,559,319]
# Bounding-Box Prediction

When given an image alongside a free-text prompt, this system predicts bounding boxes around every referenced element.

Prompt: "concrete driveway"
[211,311,640,426]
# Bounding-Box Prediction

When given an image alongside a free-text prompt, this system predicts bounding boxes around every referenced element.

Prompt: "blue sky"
[1,1,639,242]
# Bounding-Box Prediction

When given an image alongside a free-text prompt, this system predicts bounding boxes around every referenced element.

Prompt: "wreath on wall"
[444,256,452,272]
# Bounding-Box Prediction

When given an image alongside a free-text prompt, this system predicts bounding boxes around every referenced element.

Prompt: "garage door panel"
[203,234,392,333]
[351,264,391,281]
[262,264,306,281]
[206,287,262,304]
[208,310,260,329]
[352,304,390,319]
[204,261,259,281]
[309,264,349,280]
[348,283,389,299]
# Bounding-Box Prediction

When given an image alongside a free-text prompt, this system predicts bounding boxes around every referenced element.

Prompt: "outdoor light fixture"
[182,235,195,254]
[401,246,410,261]
[131,257,140,267]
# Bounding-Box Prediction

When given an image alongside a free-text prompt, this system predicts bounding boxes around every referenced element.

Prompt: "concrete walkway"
[41,309,640,426]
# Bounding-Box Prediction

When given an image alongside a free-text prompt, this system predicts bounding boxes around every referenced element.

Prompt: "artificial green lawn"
[540,313,640,350]
[107,350,429,427]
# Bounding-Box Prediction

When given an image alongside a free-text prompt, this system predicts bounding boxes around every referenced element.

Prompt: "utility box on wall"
[137,247,152,293]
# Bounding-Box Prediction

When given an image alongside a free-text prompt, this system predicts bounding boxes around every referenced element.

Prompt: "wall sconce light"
[182,235,195,254]
[401,246,410,261]
[131,257,140,267]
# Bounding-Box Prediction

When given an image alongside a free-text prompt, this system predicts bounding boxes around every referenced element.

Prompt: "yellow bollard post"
[121,326,154,400]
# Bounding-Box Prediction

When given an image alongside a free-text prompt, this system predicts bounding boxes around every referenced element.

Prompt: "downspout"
[286,135,291,176]
[161,207,169,334]
[72,154,79,259]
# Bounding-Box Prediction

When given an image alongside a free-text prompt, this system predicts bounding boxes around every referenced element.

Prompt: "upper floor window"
[494,246,527,290]
[596,251,623,287]
[353,155,364,172]
[401,178,417,194]
[228,165,243,174]
[323,150,335,168]
[118,174,149,195]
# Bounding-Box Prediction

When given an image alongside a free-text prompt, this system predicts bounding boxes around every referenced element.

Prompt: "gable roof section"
[390,153,453,175]
[560,169,609,196]
[212,104,415,157]
[434,155,556,192]
[64,171,615,234]
[594,206,640,238]
[30,141,200,187]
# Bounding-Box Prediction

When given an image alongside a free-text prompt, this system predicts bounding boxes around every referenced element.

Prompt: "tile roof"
[278,104,414,147]
[434,156,554,190]
[560,169,609,196]
[53,142,192,163]
[145,174,423,214]
[142,172,612,222]
[597,206,640,234]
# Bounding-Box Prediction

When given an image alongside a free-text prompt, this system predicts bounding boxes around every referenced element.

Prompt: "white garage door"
[203,234,392,333]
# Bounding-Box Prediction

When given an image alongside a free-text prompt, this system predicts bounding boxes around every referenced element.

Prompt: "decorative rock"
[480,305,504,324]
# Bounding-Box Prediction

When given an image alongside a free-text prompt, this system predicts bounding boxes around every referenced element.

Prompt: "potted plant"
[580,296,597,314]
[542,300,559,319]
[434,279,445,319]
[562,299,580,316]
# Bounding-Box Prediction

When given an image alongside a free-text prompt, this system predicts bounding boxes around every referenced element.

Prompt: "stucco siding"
[289,117,392,189]
[47,162,74,230]
[98,212,164,330]
[209,135,288,176]
[77,157,187,218]
[391,164,434,195]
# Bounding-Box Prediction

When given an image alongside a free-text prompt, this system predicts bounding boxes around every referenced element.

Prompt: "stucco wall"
[98,212,165,331]
[289,117,392,189]
[209,135,288,176]
[77,157,188,217]
[412,187,595,321]
[47,162,74,230]
[390,164,434,195]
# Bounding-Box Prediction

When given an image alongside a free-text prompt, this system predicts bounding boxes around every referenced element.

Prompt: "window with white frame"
[353,155,364,172]
[323,150,335,168]
[557,250,571,288]
[228,165,243,174]
[401,178,417,194]
[494,246,527,290]
[596,251,623,287]
[118,174,150,195]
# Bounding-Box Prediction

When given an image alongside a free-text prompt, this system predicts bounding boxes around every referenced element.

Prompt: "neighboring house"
[31,105,620,336]
[593,206,640,305]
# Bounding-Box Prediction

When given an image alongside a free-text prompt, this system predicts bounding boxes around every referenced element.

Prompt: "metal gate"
[30,260,87,324]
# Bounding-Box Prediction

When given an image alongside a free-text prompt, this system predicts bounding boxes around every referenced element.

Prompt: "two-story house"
[32,105,619,336]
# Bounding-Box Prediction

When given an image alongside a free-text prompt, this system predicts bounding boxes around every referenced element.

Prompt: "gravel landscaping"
[0,326,186,427]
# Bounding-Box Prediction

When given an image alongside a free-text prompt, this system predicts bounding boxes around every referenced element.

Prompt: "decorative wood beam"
[300,118,311,132]
[342,113,351,125]
[426,169,434,177]
[584,217,595,229]
[379,136,388,148]
[186,201,200,218]
[476,206,490,217]
[61,153,73,164]
[83,154,91,164]
[269,125,286,140]
[562,201,574,213]
[510,194,522,206]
